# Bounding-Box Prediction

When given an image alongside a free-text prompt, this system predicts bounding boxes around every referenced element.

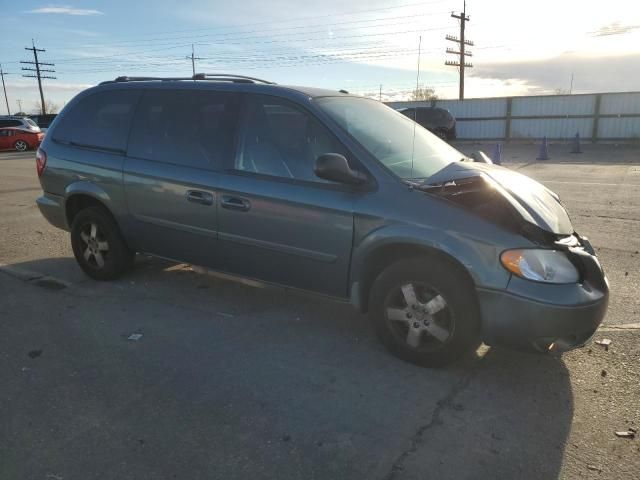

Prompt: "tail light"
[36,148,47,177]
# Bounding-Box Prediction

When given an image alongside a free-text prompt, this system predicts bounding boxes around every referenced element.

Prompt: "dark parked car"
[30,114,58,132]
[35,74,608,367]
[398,107,456,140]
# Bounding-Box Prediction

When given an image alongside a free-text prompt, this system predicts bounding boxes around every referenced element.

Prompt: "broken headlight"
[500,249,579,284]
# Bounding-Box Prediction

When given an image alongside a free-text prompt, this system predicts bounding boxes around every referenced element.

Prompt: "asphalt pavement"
[0,145,638,479]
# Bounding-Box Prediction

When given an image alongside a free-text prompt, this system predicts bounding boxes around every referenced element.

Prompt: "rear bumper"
[478,247,609,353]
[36,192,68,231]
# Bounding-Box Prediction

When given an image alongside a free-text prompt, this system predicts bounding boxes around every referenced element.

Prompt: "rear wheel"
[14,140,28,152]
[70,206,134,280]
[369,256,480,367]
[434,129,448,141]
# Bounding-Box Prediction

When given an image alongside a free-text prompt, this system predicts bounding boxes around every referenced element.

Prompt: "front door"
[123,89,240,267]
[217,94,357,297]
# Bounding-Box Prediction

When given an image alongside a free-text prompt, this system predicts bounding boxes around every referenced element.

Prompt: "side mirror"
[471,150,493,164]
[314,153,367,185]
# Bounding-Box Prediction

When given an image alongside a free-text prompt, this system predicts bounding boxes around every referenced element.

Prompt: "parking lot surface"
[1,145,639,479]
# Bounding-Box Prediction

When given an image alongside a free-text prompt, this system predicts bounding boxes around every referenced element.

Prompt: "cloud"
[471,52,640,94]
[26,5,104,16]
[592,22,640,37]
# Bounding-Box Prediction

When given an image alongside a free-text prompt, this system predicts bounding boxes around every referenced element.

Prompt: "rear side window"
[128,90,239,169]
[400,109,416,121]
[416,109,437,124]
[0,120,21,128]
[52,90,140,152]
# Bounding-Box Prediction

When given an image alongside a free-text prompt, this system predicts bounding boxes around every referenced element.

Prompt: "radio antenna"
[409,35,422,181]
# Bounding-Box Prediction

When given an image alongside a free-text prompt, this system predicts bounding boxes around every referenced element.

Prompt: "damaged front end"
[415,162,609,353]
[414,162,573,247]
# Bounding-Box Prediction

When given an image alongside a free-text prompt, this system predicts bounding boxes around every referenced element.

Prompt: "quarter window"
[52,90,140,152]
[128,90,239,169]
[0,120,21,128]
[235,95,348,183]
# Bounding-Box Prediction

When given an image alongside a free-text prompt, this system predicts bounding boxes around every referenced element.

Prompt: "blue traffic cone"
[570,132,582,154]
[491,143,502,165]
[537,136,550,160]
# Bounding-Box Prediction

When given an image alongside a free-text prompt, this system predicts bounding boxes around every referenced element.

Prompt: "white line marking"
[599,322,640,331]
[541,180,639,187]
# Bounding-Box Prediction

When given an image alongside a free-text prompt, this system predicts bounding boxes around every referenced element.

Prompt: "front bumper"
[478,242,609,353]
[36,192,68,231]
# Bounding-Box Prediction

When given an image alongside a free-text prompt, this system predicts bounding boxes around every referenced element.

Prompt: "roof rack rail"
[193,73,276,84]
[98,76,193,85]
[99,74,276,85]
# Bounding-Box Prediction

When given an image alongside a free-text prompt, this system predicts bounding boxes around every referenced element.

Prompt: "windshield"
[316,96,463,180]
[25,119,38,127]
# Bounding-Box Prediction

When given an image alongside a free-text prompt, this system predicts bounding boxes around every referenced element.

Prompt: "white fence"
[387,91,640,141]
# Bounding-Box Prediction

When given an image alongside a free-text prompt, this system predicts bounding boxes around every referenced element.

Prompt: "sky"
[0,0,639,114]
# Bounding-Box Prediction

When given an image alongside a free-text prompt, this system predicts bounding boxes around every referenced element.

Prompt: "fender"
[349,223,513,310]
[65,180,112,205]
[63,180,125,225]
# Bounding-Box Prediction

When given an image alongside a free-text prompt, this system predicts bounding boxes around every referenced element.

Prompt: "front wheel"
[369,256,481,367]
[14,140,28,152]
[70,206,134,280]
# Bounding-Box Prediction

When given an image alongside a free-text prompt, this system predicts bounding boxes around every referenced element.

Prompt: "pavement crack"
[383,357,485,480]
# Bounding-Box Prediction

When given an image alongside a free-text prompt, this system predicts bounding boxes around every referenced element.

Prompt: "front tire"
[70,206,134,280]
[369,256,481,367]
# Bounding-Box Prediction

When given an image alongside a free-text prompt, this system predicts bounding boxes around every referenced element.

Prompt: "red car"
[0,127,44,152]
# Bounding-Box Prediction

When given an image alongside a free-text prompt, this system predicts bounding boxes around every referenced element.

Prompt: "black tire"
[70,206,134,280]
[434,129,448,141]
[369,256,481,367]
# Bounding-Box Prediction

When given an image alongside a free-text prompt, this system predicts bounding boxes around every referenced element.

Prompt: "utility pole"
[21,40,56,115]
[186,44,202,77]
[445,1,473,100]
[569,73,574,94]
[379,84,382,101]
[0,64,10,115]
[16,99,23,113]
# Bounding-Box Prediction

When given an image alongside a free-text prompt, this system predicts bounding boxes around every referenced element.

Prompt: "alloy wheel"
[79,222,110,269]
[14,140,28,152]
[384,282,454,350]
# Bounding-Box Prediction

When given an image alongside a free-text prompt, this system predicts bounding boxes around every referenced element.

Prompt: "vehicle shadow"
[402,347,574,480]
[2,255,573,480]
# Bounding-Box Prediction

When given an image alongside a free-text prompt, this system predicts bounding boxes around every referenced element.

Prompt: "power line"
[43,23,451,66]
[21,40,56,115]
[445,1,473,100]
[73,10,452,50]
[45,0,451,48]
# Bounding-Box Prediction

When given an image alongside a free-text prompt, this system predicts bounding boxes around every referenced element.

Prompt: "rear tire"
[14,140,28,152]
[70,206,134,280]
[434,129,448,141]
[369,256,481,367]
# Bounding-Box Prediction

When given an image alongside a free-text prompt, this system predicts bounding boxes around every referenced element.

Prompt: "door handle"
[186,190,214,206]
[221,195,251,212]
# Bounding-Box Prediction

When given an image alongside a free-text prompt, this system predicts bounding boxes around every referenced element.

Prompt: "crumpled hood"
[426,161,573,235]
